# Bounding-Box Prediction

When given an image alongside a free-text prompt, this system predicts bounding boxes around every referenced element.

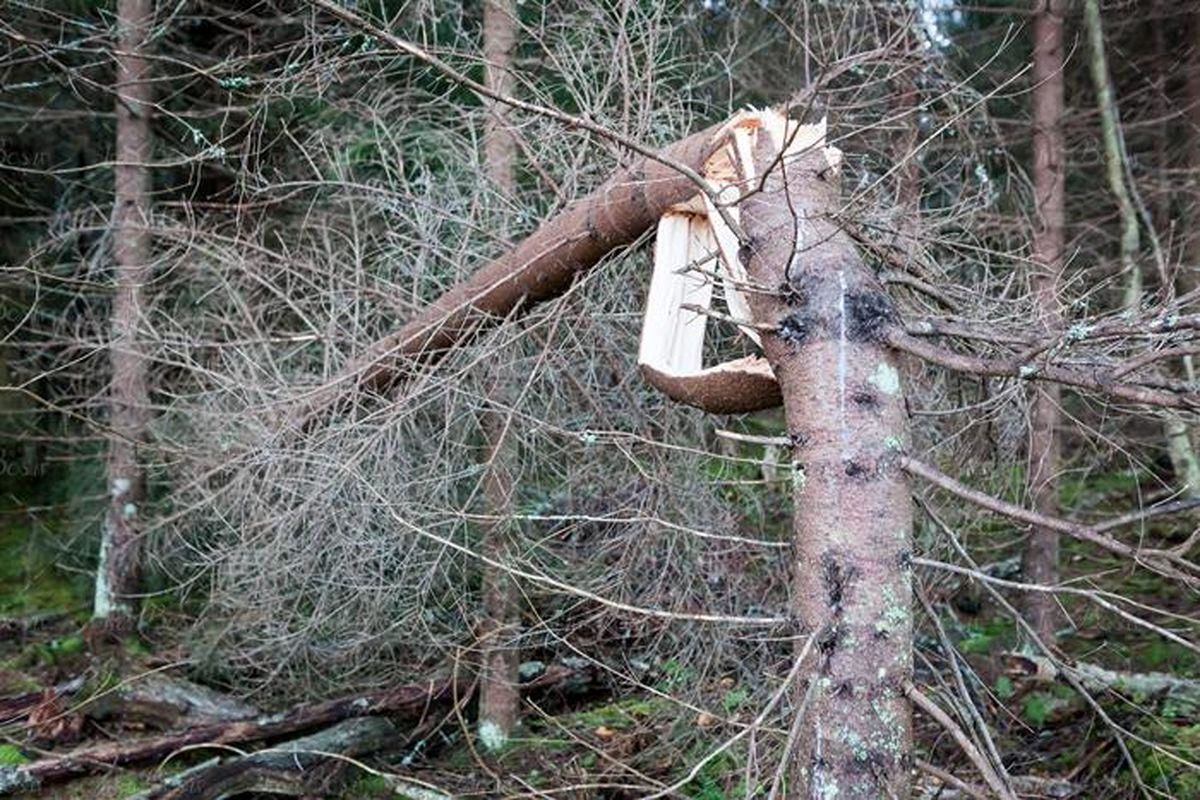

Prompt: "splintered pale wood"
[638,112,832,414]
[638,211,716,377]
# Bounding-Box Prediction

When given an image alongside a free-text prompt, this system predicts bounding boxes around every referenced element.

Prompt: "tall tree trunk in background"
[95,0,154,634]
[740,130,913,799]
[1022,0,1066,644]
[477,0,521,755]
[1083,0,1142,311]
[1159,3,1200,499]
[1190,12,1200,283]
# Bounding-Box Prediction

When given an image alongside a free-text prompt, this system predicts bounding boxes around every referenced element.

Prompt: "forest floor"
[1,485,1198,799]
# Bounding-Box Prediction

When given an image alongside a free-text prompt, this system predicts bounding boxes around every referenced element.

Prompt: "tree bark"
[1022,0,1066,644]
[477,409,520,753]
[1083,0,1141,311]
[1159,3,1200,499]
[737,123,913,798]
[476,0,522,755]
[0,676,464,794]
[95,0,154,633]
[0,662,593,795]
[286,120,724,429]
[131,717,398,800]
[1190,11,1200,286]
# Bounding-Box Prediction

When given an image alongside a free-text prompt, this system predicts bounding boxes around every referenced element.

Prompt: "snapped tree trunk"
[285,122,726,429]
[95,0,154,631]
[1022,0,1065,643]
[476,0,521,754]
[735,119,914,798]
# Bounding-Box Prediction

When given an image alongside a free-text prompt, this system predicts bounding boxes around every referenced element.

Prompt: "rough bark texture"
[131,717,397,800]
[477,411,521,752]
[288,121,723,429]
[640,356,782,413]
[1190,11,1200,284]
[0,676,465,794]
[476,0,522,754]
[95,0,154,631]
[477,402,520,752]
[1022,0,1066,644]
[738,129,913,797]
[1083,0,1141,310]
[1159,6,1200,498]
[483,0,516,199]
[0,663,594,795]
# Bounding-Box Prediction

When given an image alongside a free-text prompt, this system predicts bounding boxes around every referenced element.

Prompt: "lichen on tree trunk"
[736,121,913,798]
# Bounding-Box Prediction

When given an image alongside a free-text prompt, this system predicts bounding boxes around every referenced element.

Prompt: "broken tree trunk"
[1022,0,1066,644]
[95,0,155,632]
[730,113,914,797]
[287,121,724,430]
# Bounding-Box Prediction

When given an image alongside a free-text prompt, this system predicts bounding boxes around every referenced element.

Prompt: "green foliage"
[655,658,696,692]
[0,744,28,766]
[0,522,90,619]
[574,697,662,730]
[1058,468,1149,509]
[721,686,748,713]
[114,775,149,799]
[681,748,763,799]
[1141,640,1200,678]
[1022,692,1052,727]
[699,455,768,530]
[345,773,392,798]
[18,634,85,669]
[957,619,1013,655]
[1128,722,1200,797]
[1020,685,1074,728]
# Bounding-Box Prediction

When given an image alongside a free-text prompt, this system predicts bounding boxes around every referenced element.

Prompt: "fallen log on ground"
[130,716,398,800]
[85,673,259,731]
[0,661,592,795]
[1005,653,1200,716]
[0,677,84,727]
[0,675,463,795]
[2,673,256,746]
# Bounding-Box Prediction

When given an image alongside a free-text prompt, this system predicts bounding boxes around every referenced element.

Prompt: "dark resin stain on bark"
[738,125,913,798]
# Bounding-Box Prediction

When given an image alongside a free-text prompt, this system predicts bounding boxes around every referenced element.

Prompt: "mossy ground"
[1,469,1197,798]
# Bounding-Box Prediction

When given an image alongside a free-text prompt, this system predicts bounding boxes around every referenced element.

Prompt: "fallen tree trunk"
[0,677,84,728]
[287,122,723,430]
[130,717,397,800]
[85,674,259,731]
[0,676,463,795]
[1006,653,1200,716]
[0,662,592,795]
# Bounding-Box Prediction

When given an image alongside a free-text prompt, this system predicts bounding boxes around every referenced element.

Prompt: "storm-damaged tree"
[293,3,1200,796]
[93,0,155,635]
[736,119,915,797]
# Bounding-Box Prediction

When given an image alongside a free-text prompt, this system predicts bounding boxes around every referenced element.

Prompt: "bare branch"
[901,455,1198,580]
